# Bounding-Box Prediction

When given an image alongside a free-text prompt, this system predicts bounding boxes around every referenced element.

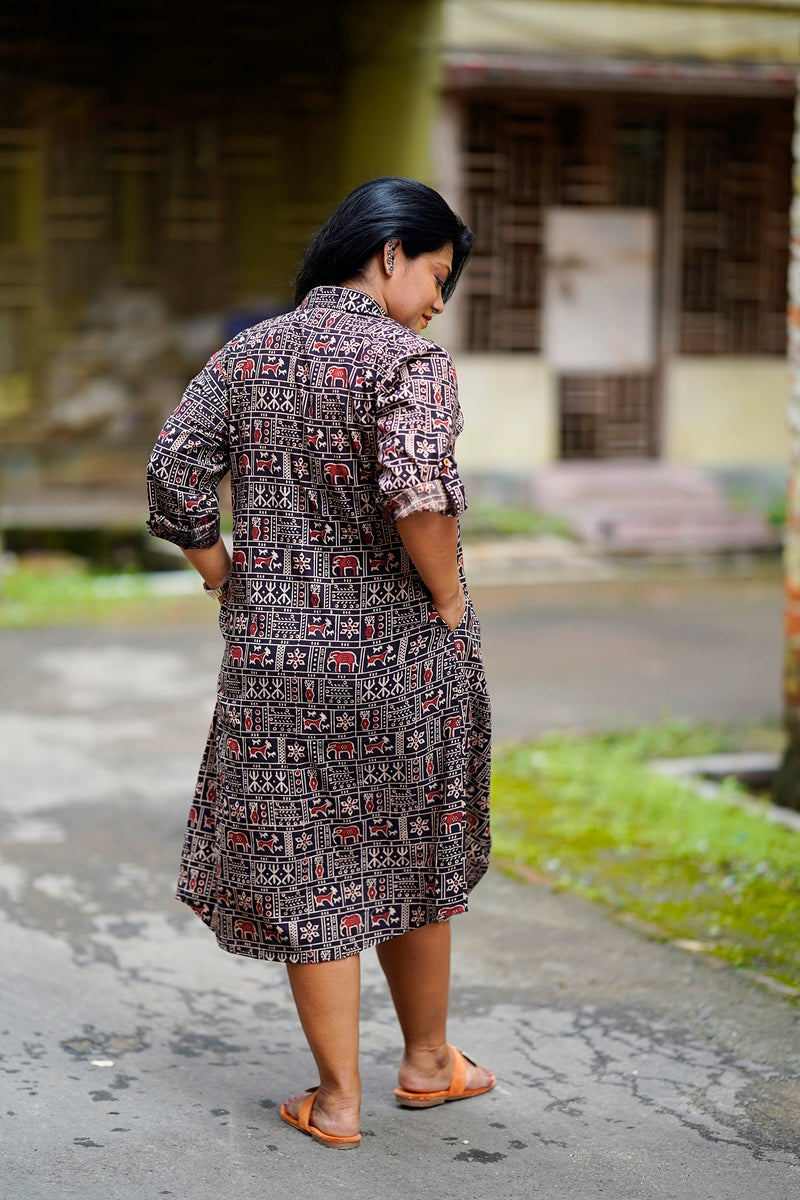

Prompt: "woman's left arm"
[394,509,465,630]
[374,343,467,527]
[182,540,232,594]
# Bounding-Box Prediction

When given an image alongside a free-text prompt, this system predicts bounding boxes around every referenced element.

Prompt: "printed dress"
[147,286,491,962]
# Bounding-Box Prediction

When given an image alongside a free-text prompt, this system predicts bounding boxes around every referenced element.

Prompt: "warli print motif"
[147,286,491,962]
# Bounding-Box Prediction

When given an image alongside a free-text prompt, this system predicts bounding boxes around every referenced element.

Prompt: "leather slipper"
[394,1045,496,1108]
[279,1087,361,1149]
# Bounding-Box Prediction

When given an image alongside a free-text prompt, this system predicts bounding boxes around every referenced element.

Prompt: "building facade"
[433,0,799,494]
[0,0,798,524]
[0,0,440,518]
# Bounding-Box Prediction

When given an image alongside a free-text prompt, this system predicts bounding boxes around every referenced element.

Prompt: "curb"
[462,537,782,588]
[494,856,800,1005]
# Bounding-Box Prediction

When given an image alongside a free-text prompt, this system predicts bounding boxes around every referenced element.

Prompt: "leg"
[376,922,494,1096]
[283,955,361,1138]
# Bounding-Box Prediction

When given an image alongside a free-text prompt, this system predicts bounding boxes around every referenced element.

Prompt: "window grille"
[560,374,657,460]
[462,96,790,358]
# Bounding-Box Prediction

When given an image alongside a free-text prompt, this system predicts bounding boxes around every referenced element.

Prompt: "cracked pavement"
[1,578,798,1198]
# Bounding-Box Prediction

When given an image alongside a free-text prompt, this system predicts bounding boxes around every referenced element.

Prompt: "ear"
[383,238,400,276]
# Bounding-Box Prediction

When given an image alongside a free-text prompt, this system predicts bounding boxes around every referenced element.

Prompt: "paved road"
[481,575,784,739]
[1,576,798,1199]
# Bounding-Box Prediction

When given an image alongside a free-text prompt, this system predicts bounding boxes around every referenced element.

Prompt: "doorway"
[543,206,658,458]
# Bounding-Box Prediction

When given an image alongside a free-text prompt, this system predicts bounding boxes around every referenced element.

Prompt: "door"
[543,207,659,458]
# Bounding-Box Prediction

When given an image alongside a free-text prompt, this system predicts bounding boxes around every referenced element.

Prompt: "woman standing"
[147,177,493,1148]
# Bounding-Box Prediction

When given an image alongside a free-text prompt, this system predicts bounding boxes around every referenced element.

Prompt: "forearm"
[395,510,465,629]
[182,539,231,590]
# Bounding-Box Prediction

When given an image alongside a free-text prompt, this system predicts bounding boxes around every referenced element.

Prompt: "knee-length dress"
[146,285,491,962]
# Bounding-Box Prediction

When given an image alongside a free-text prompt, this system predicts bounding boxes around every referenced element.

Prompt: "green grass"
[767,493,787,531]
[460,503,575,542]
[492,721,800,994]
[0,560,206,627]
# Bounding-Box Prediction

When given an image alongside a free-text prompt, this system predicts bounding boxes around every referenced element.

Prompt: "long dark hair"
[293,177,474,306]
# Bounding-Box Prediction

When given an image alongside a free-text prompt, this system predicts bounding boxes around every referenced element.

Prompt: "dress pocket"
[447,592,475,663]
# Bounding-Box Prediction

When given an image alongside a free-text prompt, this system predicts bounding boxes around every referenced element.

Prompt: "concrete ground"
[1,574,798,1199]
[478,574,784,739]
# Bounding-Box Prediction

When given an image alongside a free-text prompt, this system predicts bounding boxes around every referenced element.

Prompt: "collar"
[301,285,388,321]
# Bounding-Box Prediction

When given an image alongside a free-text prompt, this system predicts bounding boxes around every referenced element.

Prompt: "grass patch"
[766,493,786,531]
[0,559,206,627]
[492,721,799,994]
[461,504,575,542]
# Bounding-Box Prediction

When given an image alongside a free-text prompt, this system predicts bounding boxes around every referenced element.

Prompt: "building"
[0,0,439,522]
[1,1,798,547]
[432,1,798,542]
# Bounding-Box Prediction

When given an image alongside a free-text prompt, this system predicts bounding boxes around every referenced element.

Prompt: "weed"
[460,504,576,542]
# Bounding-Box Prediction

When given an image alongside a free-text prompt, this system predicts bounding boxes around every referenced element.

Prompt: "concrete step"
[531,461,777,553]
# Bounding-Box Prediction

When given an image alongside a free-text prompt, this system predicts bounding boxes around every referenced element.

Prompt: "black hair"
[293,177,474,306]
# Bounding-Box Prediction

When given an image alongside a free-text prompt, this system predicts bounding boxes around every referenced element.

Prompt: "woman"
[147,177,493,1149]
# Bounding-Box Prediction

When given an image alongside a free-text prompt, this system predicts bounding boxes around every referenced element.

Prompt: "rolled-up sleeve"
[374,345,467,522]
[146,351,230,549]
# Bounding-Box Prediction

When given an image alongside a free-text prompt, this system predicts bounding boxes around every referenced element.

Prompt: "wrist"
[431,586,466,631]
[202,573,230,600]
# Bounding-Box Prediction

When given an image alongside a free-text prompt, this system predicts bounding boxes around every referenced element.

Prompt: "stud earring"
[386,239,394,274]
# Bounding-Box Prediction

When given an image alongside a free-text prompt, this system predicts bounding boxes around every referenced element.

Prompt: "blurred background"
[0,0,796,562]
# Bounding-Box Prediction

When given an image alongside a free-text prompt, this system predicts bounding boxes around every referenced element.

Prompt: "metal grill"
[560,374,658,460]
[462,95,789,358]
[680,108,791,355]
[0,1,343,390]
[461,93,790,459]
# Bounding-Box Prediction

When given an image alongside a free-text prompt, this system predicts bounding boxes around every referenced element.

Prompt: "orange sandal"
[280,1087,361,1149]
[394,1045,496,1108]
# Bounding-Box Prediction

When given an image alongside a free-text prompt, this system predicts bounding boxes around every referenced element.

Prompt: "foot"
[396,1043,494,1098]
[281,1086,361,1141]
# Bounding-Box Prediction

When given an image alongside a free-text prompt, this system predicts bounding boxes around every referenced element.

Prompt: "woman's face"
[384,242,454,334]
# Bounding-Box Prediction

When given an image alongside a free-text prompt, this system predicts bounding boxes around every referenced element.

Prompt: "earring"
[386,239,394,274]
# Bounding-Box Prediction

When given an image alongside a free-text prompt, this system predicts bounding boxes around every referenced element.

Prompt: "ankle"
[401,1042,451,1074]
[316,1080,361,1112]
[302,1084,361,1138]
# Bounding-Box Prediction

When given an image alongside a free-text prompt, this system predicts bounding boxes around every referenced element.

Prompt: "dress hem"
[175,889,479,963]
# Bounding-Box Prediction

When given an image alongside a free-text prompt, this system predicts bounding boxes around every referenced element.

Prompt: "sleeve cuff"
[146,512,221,550]
[378,477,467,523]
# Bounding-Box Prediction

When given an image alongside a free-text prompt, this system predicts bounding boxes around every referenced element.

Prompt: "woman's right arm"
[146,351,230,554]
[375,343,468,629]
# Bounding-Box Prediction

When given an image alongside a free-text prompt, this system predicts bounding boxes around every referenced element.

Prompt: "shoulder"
[370,322,454,377]
[224,310,292,354]
[374,320,449,359]
[210,309,298,380]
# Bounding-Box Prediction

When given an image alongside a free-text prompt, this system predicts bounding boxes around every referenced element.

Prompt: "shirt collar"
[301,285,388,321]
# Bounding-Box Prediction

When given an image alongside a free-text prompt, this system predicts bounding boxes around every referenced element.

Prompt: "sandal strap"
[297,1087,319,1132]
[448,1046,467,1097]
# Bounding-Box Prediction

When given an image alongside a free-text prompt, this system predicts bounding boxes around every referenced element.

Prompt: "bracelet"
[202,574,230,600]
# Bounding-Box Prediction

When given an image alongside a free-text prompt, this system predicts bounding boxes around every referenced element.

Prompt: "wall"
[339,0,444,191]
[443,0,800,63]
[664,358,789,466]
[451,353,789,473]
[453,354,557,470]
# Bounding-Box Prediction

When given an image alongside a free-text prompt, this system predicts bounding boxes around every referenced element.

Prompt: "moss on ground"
[492,724,799,994]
